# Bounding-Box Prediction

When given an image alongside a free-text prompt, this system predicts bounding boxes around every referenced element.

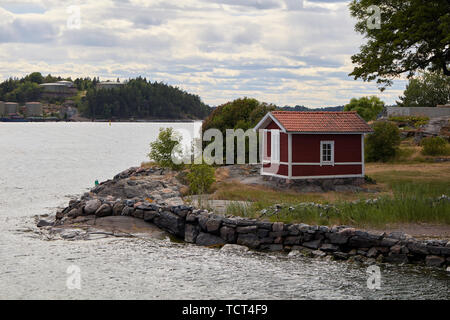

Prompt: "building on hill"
[0,101,5,117]
[40,81,77,98]
[96,81,124,90]
[254,111,373,180]
[4,102,19,114]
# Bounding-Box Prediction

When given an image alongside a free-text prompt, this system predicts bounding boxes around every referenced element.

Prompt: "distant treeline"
[81,77,211,120]
[278,105,344,112]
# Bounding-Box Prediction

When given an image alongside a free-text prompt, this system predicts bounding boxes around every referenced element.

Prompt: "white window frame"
[320,140,334,166]
[271,129,280,163]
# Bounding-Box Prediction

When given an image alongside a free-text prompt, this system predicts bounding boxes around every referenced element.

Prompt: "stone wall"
[385,107,450,119]
[55,200,450,269]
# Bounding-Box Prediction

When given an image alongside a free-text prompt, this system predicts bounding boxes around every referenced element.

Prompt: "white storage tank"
[4,102,19,114]
[0,101,5,117]
[25,102,43,117]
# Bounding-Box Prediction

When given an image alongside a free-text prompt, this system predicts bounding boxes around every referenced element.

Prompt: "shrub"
[421,136,449,156]
[187,163,216,194]
[365,121,401,162]
[148,127,184,170]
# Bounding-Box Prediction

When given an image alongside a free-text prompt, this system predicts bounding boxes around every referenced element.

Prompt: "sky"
[0,0,407,108]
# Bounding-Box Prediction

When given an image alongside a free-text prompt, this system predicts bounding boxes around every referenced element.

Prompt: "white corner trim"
[361,134,365,176]
[288,133,292,179]
[253,112,287,132]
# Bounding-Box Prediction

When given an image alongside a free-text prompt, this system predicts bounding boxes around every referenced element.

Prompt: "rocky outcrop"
[47,166,449,270]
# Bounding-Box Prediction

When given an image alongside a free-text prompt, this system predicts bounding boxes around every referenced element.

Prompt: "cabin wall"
[262,130,364,178]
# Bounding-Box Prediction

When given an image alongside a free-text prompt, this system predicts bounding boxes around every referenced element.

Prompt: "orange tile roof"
[270,111,373,133]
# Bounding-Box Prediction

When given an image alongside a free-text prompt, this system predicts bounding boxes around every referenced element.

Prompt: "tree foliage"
[187,163,216,194]
[397,71,450,107]
[365,121,401,162]
[82,77,210,119]
[202,97,276,134]
[421,136,449,156]
[344,96,385,121]
[148,128,184,171]
[349,0,450,90]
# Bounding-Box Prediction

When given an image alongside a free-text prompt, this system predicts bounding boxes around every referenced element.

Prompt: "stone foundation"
[264,175,366,192]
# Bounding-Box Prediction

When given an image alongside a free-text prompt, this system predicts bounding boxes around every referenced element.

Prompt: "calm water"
[0,123,448,300]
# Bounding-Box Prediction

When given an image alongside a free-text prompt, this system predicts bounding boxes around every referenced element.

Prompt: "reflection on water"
[0,123,448,299]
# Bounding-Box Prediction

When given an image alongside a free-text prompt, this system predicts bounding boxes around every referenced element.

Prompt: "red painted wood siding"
[292,164,362,176]
[292,134,362,163]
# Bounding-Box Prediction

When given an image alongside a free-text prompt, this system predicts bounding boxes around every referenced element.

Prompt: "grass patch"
[219,162,450,228]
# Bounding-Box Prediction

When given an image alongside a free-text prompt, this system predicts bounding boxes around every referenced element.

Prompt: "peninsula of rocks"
[38,166,450,270]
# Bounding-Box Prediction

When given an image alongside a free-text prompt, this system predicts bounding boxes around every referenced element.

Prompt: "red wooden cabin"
[254,111,373,180]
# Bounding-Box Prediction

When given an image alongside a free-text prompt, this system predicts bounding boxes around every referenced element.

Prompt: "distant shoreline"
[0,119,202,123]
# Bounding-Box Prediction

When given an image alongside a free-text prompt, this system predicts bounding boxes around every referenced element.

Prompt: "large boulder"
[196,232,225,246]
[95,204,112,217]
[84,199,102,215]
[153,211,185,238]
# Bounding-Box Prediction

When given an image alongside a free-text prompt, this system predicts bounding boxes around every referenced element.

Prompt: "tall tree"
[349,0,450,90]
[397,71,450,107]
[344,96,385,121]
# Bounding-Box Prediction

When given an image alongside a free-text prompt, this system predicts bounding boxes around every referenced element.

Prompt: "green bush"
[148,127,184,170]
[365,121,401,162]
[187,163,216,194]
[421,136,449,156]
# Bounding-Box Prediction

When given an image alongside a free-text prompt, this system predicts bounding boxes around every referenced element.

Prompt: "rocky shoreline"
[39,166,450,270]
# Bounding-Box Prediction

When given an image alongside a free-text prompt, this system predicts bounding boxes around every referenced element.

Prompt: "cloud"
[0,0,406,107]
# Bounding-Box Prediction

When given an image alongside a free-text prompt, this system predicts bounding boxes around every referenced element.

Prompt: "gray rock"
[348,235,378,248]
[367,247,378,258]
[237,233,260,249]
[327,232,349,245]
[112,202,125,216]
[260,244,283,251]
[272,222,284,232]
[312,250,327,257]
[384,253,408,264]
[143,211,157,222]
[154,211,185,238]
[257,229,270,238]
[220,226,236,242]
[67,208,82,218]
[84,199,102,215]
[425,255,445,267]
[37,219,53,227]
[320,243,339,252]
[379,237,399,247]
[185,224,199,243]
[303,240,322,250]
[132,208,144,219]
[196,232,226,246]
[284,236,302,245]
[407,242,429,255]
[206,217,222,233]
[236,226,258,234]
[95,204,112,217]
[121,206,134,216]
[332,252,349,260]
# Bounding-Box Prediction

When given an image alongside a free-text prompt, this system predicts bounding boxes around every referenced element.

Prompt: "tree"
[187,163,216,194]
[344,96,384,121]
[365,121,401,162]
[397,71,450,107]
[148,128,184,170]
[349,0,450,90]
